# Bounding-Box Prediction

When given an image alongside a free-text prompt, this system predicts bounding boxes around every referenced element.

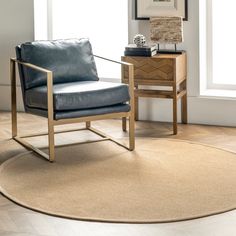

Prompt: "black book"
[124,50,157,57]
[125,44,157,52]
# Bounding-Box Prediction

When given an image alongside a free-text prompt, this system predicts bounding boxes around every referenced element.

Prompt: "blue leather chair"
[11,38,135,162]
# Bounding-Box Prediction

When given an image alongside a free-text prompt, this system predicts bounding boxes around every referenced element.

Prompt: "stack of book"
[124,44,157,57]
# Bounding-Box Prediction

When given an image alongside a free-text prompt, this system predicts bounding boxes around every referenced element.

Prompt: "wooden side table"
[121,53,187,135]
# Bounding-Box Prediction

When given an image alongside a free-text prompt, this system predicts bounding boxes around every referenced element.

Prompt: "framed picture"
[135,0,188,21]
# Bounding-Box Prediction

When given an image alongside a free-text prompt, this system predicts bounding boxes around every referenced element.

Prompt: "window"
[200,0,236,93]
[34,0,128,79]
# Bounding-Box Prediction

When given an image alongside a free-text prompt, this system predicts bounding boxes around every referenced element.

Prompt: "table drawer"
[122,56,175,81]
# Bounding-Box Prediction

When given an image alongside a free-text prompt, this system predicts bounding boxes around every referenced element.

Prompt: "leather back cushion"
[18,38,99,89]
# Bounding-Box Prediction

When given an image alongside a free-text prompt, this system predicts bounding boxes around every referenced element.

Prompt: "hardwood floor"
[1,112,236,236]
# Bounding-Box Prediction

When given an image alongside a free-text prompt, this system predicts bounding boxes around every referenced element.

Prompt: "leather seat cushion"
[25,81,130,111]
[19,38,99,89]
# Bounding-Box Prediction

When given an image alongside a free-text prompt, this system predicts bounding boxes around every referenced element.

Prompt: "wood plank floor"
[1,112,236,236]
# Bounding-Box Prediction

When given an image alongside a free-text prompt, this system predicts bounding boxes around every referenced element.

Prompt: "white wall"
[1,0,236,126]
[0,0,34,111]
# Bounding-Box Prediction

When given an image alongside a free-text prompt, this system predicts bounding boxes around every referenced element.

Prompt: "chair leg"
[122,117,127,132]
[10,59,17,138]
[86,121,91,128]
[48,120,55,162]
[12,108,17,138]
[129,114,135,151]
[46,71,55,162]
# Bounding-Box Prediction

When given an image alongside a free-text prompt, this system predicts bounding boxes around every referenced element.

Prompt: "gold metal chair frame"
[10,55,135,162]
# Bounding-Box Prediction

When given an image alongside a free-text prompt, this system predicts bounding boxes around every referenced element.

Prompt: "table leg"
[135,86,139,121]
[181,92,188,124]
[173,98,178,135]
[173,84,178,135]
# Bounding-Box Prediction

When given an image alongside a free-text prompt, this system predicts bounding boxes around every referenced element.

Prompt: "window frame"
[201,0,236,91]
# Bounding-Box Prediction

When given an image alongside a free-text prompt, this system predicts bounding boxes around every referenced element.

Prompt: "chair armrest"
[93,55,133,67]
[93,55,135,113]
[11,58,52,74]
[10,58,54,120]
[93,54,134,87]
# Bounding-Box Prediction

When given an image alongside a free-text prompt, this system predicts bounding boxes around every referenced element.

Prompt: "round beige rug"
[1,139,236,223]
